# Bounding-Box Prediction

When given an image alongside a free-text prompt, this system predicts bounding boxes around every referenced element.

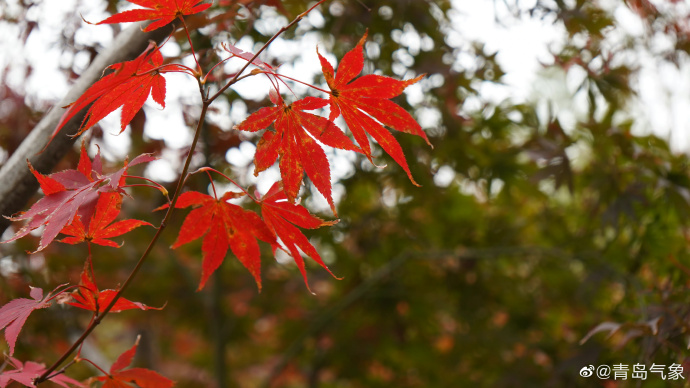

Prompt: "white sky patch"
[434,165,456,188]
[450,0,564,103]
[207,97,232,131]
[144,71,198,149]
[226,141,256,167]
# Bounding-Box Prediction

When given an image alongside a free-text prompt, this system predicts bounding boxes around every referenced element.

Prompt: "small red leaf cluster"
[67,256,163,313]
[236,91,360,213]
[0,356,83,388]
[234,31,429,212]
[2,143,154,252]
[53,42,187,141]
[0,143,166,385]
[162,190,275,290]
[0,286,52,356]
[96,0,212,32]
[316,32,431,185]
[162,180,334,292]
[60,192,152,248]
[93,336,174,388]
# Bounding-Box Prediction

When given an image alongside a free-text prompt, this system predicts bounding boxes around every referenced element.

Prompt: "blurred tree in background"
[2,0,690,387]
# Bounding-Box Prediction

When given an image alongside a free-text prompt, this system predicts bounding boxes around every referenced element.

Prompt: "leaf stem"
[207,0,328,103]
[202,56,233,84]
[179,17,203,76]
[124,175,170,198]
[207,170,218,200]
[273,73,331,94]
[136,63,197,77]
[191,167,253,200]
[44,285,80,303]
[78,357,110,377]
[45,359,79,382]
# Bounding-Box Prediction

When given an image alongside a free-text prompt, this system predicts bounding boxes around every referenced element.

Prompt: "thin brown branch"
[207,0,328,103]
[35,82,211,386]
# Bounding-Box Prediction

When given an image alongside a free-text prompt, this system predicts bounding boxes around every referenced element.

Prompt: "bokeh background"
[2,0,690,387]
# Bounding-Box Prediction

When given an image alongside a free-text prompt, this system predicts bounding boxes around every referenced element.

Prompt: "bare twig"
[207,0,328,103]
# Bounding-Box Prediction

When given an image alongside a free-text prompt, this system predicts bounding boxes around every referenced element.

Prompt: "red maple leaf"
[317,32,431,185]
[67,257,163,313]
[257,182,338,292]
[0,287,53,355]
[53,42,182,140]
[235,91,360,212]
[59,192,152,247]
[95,336,174,388]
[163,190,275,291]
[0,356,83,388]
[96,0,212,32]
[2,143,156,252]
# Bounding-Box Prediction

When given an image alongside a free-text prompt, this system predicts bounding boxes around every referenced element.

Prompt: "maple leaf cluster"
[68,256,163,314]
[162,180,335,292]
[235,31,430,211]
[53,42,187,141]
[0,268,165,386]
[91,336,174,388]
[0,286,54,356]
[3,143,154,252]
[0,356,83,388]
[2,16,430,324]
[96,0,211,32]
[0,0,431,383]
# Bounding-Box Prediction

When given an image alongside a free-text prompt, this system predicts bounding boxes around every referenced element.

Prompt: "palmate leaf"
[235,91,360,213]
[67,256,163,313]
[59,191,152,248]
[317,32,431,185]
[94,336,174,388]
[257,182,338,293]
[96,0,212,32]
[2,143,155,252]
[53,42,183,141]
[162,191,275,291]
[0,287,52,355]
[0,356,83,388]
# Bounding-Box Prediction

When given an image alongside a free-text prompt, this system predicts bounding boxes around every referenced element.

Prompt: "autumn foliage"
[0,0,429,386]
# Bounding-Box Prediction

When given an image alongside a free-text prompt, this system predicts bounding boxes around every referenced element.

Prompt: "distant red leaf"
[60,191,152,247]
[67,257,163,313]
[317,32,431,185]
[96,0,212,32]
[235,91,360,213]
[163,191,275,291]
[53,42,183,141]
[257,182,338,292]
[0,356,83,388]
[95,336,174,388]
[0,287,52,355]
[2,143,156,252]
